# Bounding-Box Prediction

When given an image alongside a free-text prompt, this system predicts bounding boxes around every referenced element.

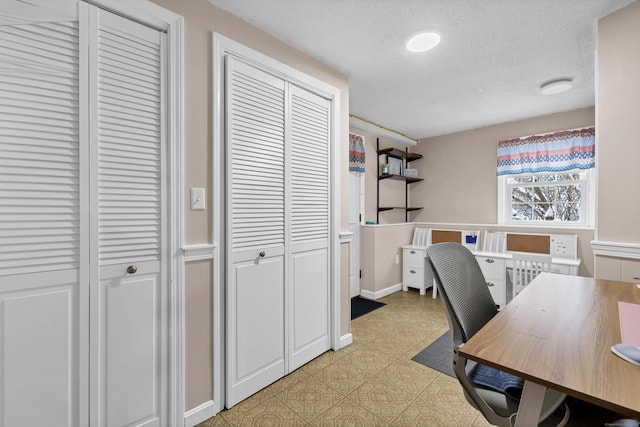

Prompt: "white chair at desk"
[511,252,552,298]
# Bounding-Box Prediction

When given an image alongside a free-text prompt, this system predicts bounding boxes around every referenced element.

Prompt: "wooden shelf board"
[378,207,423,212]
[377,147,423,162]
[378,174,423,183]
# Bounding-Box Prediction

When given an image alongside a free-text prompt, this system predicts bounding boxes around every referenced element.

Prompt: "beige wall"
[361,224,415,294]
[412,107,596,224]
[357,109,597,288]
[184,260,213,411]
[594,0,640,279]
[149,0,350,412]
[597,1,640,243]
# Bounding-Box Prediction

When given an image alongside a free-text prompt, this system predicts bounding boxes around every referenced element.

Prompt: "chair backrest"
[511,252,552,298]
[426,242,498,347]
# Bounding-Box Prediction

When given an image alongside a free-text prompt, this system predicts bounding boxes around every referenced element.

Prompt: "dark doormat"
[351,296,385,320]
[412,330,454,377]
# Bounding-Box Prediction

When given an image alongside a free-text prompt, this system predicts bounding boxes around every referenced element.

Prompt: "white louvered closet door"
[88,6,167,427]
[225,56,332,407]
[225,57,286,407]
[288,85,331,371]
[0,2,168,426]
[0,7,88,427]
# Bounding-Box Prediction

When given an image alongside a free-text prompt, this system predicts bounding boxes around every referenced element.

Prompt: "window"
[499,170,594,226]
[496,127,595,227]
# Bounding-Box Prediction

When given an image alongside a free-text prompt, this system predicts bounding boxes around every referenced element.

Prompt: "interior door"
[0,3,87,426]
[88,6,167,426]
[225,57,286,407]
[349,172,363,297]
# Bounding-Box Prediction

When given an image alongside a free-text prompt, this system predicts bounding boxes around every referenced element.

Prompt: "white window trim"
[498,169,595,228]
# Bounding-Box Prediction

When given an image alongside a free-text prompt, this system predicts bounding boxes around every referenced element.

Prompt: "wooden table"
[459,272,640,426]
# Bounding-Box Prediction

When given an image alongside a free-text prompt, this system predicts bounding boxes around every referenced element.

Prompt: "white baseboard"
[359,282,402,300]
[336,333,352,350]
[185,400,217,427]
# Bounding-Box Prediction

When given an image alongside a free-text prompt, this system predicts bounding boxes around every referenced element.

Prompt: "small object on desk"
[611,344,640,366]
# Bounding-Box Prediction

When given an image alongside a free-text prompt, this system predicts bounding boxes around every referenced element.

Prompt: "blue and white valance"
[349,133,365,173]
[497,127,595,176]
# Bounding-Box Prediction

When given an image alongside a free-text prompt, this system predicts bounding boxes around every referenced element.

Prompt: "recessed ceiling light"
[540,79,573,95]
[406,31,441,52]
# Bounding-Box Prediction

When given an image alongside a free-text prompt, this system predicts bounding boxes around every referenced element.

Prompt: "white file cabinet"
[402,246,435,296]
[476,254,507,305]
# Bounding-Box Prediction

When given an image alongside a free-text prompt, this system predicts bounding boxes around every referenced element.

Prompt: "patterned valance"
[497,127,595,176]
[349,133,365,173]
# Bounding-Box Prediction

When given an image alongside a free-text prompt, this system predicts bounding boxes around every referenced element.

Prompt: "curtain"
[349,133,365,173]
[497,127,595,176]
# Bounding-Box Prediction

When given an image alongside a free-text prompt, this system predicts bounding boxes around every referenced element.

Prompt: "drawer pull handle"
[634,277,640,281]
[410,269,416,274]
[487,282,494,287]
[259,251,266,258]
[410,250,416,254]
[485,259,495,264]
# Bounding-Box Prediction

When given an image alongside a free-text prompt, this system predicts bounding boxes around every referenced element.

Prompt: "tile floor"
[197,288,493,426]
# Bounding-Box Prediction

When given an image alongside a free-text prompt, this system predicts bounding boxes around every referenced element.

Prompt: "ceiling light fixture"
[540,78,573,95]
[406,31,441,53]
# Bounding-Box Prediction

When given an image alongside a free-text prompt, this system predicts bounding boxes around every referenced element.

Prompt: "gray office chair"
[426,242,568,427]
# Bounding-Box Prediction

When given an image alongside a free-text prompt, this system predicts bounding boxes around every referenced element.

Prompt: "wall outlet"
[395,254,400,264]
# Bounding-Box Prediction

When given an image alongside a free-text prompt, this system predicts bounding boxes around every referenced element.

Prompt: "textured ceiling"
[207,0,634,139]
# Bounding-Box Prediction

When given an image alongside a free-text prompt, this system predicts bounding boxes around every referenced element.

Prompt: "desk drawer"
[477,256,505,278]
[403,265,424,288]
[403,248,425,268]
[485,279,506,305]
[622,259,640,283]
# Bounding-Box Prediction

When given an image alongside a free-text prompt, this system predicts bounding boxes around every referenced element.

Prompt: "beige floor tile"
[312,359,369,395]
[197,290,500,427]
[274,376,346,422]
[347,380,415,422]
[309,397,388,427]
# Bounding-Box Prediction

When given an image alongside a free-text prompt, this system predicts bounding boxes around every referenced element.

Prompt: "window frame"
[498,169,595,228]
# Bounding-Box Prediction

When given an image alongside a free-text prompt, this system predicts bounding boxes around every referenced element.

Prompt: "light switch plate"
[191,188,205,210]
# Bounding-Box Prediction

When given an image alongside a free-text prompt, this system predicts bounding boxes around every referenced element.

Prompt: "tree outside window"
[509,173,584,223]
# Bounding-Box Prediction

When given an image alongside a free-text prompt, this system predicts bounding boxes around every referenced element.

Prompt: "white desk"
[473,250,580,305]
[401,229,581,303]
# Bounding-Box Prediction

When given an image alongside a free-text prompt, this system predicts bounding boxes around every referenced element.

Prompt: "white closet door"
[0,10,87,427]
[88,7,167,427]
[225,57,286,407]
[288,85,331,371]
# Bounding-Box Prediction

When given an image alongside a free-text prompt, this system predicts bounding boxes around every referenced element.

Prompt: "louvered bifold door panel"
[92,8,166,427]
[0,14,85,427]
[288,85,331,372]
[227,58,286,258]
[96,11,163,266]
[289,85,330,248]
[0,21,81,277]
